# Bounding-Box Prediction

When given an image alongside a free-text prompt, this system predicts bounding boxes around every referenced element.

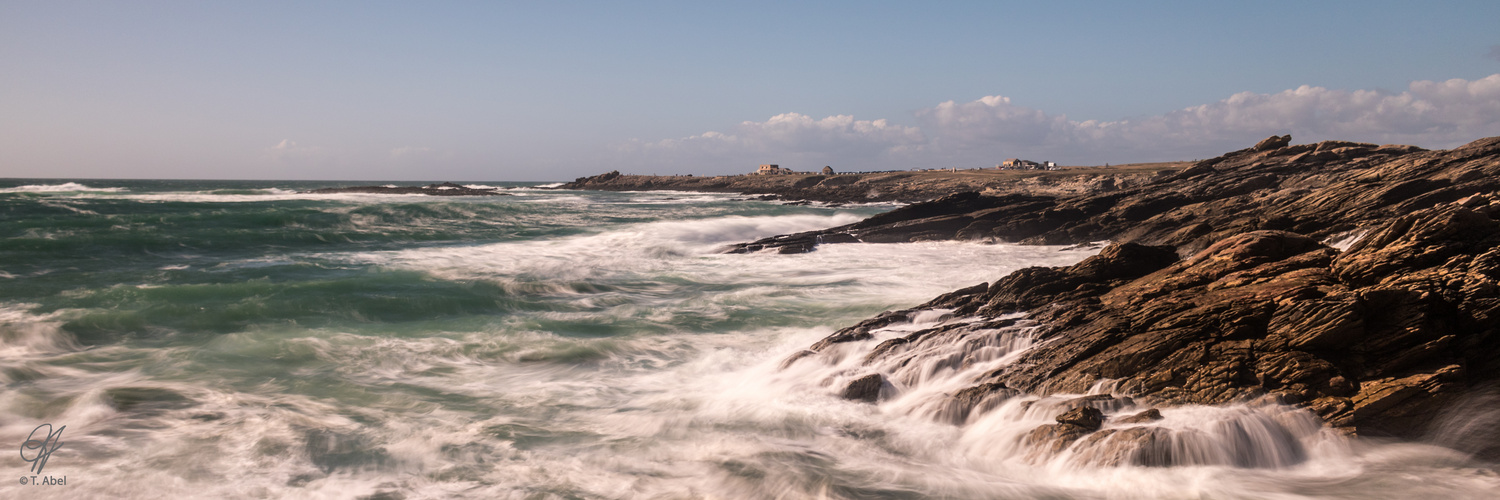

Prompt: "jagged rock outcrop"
[795,201,1500,448]
[776,136,1500,456]
[1253,134,1291,151]
[729,136,1500,255]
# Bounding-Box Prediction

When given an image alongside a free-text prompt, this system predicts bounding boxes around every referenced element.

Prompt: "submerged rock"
[840,374,886,403]
[1116,409,1163,424]
[933,382,1021,425]
[1055,406,1105,430]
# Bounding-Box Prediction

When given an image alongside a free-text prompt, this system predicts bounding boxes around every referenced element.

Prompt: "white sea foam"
[0,303,78,358]
[343,213,1093,313]
[0,182,127,193]
[89,190,436,203]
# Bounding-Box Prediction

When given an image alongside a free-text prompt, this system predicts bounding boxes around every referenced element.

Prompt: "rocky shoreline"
[763,135,1500,462]
[559,164,1180,204]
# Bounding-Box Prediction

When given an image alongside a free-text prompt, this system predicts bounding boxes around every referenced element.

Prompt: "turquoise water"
[2,179,1496,499]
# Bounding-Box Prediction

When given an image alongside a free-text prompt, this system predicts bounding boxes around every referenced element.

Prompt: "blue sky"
[3,1,1499,181]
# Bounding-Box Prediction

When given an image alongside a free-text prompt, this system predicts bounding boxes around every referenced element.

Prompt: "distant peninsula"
[558,162,1191,204]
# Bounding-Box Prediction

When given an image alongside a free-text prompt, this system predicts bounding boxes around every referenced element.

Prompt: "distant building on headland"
[757,164,793,175]
[821,166,834,175]
[998,159,1060,171]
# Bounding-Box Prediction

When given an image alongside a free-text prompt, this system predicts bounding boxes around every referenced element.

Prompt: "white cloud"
[919,74,1500,163]
[615,112,925,172]
[617,74,1500,171]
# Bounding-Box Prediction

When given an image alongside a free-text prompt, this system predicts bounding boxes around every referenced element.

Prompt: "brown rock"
[1253,134,1292,151]
[1023,423,1093,457]
[933,382,1020,425]
[784,136,1500,441]
[1116,408,1163,424]
[840,374,885,403]
[1055,406,1104,430]
[1073,427,1175,466]
[1268,298,1363,350]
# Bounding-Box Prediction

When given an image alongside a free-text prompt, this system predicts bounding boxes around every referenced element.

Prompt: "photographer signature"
[20,424,64,475]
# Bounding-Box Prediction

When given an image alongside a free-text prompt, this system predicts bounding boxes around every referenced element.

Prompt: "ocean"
[1,179,1496,499]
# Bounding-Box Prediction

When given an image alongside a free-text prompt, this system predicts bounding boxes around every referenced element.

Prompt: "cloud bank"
[619,74,1500,172]
[616,113,925,172]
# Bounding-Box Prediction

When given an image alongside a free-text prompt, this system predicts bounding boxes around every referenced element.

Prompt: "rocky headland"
[303,182,511,196]
[559,164,1182,204]
[761,135,1500,462]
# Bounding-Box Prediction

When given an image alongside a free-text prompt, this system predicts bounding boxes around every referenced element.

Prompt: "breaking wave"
[0,182,127,193]
[1,181,1495,499]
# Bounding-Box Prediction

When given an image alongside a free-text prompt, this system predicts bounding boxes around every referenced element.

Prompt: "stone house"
[1000,159,1041,170]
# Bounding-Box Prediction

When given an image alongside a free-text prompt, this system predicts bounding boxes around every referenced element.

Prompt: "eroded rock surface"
[730,136,1500,254]
[800,202,1500,444]
[782,136,1500,457]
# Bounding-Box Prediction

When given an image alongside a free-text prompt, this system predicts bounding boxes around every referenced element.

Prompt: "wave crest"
[0,182,127,193]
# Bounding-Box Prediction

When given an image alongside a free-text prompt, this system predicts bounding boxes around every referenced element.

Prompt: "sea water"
[0,179,1495,499]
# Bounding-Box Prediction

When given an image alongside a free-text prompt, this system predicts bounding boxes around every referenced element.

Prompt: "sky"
[3,1,1500,181]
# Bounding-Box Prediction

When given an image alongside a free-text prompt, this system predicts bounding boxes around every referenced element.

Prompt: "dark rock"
[731,135,1499,255]
[721,192,1051,253]
[777,349,818,370]
[934,382,1020,424]
[840,374,886,403]
[777,135,1500,441]
[801,201,1500,439]
[979,242,1178,315]
[807,310,909,351]
[1072,426,1176,466]
[1023,423,1094,457]
[1116,409,1163,424]
[1055,406,1104,430]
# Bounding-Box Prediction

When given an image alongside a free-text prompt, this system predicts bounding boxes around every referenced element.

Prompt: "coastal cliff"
[763,136,1500,462]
